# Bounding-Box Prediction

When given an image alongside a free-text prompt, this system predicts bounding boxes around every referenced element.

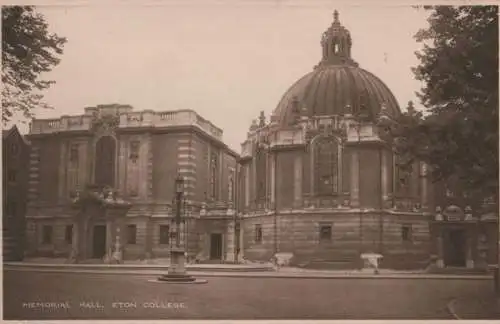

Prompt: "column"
[105,219,112,260]
[381,149,389,208]
[245,164,250,208]
[420,162,429,210]
[350,148,360,207]
[270,155,276,205]
[225,221,235,262]
[71,220,79,260]
[436,232,444,268]
[58,141,67,201]
[293,154,302,207]
[466,235,474,269]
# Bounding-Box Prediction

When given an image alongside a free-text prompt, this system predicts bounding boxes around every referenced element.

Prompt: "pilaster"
[245,164,250,207]
[58,141,67,201]
[350,148,360,207]
[225,221,235,262]
[466,236,475,268]
[436,232,444,268]
[293,154,302,206]
[381,149,389,206]
[270,155,276,205]
[28,144,41,206]
[177,137,197,200]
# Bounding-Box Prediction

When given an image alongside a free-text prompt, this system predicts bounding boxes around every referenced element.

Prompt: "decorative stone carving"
[435,206,443,221]
[91,113,119,133]
[464,206,474,221]
[259,111,266,127]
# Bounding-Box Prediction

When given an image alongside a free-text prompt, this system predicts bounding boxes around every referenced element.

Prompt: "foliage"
[390,6,498,199]
[2,6,67,125]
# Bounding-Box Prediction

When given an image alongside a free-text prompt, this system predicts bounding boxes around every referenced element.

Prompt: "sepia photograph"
[2,0,499,321]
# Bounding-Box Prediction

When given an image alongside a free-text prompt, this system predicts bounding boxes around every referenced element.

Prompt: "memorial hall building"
[23,10,498,270]
[237,11,498,270]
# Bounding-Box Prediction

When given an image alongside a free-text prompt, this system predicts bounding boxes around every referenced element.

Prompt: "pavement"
[3,258,495,280]
[5,270,491,320]
[447,294,500,319]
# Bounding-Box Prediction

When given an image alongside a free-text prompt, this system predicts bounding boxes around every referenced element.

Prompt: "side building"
[3,125,30,261]
[25,105,240,263]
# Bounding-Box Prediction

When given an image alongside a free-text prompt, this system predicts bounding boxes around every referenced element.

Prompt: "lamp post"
[157,175,206,284]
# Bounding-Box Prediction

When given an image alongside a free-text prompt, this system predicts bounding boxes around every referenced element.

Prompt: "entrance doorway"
[92,225,107,259]
[444,228,466,267]
[210,233,223,260]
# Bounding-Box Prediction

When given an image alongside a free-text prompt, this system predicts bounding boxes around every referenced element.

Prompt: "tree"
[2,6,67,125]
[389,6,498,199]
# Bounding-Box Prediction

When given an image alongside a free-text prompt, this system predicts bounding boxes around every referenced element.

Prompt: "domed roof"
[273,11,401,125]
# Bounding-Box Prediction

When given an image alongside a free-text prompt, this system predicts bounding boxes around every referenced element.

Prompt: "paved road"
[2,270,491,320]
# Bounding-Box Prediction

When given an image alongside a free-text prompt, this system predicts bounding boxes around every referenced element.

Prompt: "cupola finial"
[317,10,357,68]
[333,10,339,23]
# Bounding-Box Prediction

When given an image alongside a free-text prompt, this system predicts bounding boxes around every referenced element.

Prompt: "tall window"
[210,152,218,200]
[65,225,73,244]
[159,225,170,245]
[127,225,137,244]
[42,225,52,244]
[319,224,332,243]
[95,136,116,187]
[129,141,140,164]
[314,137,339,196]
[7,169,17,183]
[69,144,79,164]
[255,146,267,201]
[401,225,412,242]
[255,224,263,243]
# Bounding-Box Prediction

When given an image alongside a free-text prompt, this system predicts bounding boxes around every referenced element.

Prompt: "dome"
[273,11,401,125]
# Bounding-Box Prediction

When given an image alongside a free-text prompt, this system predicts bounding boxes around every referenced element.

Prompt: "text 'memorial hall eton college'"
[3,11,498,270]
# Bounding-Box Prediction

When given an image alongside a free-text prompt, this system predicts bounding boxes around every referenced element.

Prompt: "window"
[319,224,332,242]
[10,143,19,155]
[314,137,339,196]
[7,169,17,183]
[402,225,412,242]
[159,225,170,245]
[255,224,262,243]
[65,225,73,244]
[129,141,140,163]
[69,144,79,164]
[127,224,137,244]
[42,225,53,244]
[6,202,16,217]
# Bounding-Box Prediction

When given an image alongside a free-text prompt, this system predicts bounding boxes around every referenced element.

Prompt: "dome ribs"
[271,11,401,125]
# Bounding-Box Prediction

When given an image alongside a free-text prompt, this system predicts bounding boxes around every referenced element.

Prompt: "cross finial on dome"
[333,10,339,23]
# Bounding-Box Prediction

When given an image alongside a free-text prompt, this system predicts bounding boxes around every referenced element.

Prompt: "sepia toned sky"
[10,1,430,151]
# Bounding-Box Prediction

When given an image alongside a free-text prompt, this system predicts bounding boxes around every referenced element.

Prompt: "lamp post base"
[156,248,207,284]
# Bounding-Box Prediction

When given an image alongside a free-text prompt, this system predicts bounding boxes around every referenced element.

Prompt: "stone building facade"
[25,104,239,262]
[3,125,30,261]
[237,11,434,269]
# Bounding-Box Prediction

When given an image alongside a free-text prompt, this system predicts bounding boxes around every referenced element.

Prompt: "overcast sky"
[10,1,430,151]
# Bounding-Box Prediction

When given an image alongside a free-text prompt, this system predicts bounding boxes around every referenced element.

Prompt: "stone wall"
[242,211,432,269]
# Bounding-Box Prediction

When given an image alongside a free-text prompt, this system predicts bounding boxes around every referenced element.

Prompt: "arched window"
[314,136,339,196]
[395,156,412,196]
[255,145,267,201]
[95,136,116,187]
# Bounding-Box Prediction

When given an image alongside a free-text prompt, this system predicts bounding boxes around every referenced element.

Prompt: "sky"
[9,1,430,151]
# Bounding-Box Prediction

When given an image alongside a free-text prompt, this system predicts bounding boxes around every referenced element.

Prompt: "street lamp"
[157,175,206,284]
